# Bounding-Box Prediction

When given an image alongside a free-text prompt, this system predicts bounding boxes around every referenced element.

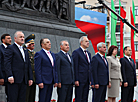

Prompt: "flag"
[119,0,126,58]
[130,7,136,63]
[111,0,117,46]
[132,0,136,37]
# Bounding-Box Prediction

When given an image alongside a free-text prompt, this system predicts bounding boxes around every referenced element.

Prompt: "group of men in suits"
[0,31,137,102]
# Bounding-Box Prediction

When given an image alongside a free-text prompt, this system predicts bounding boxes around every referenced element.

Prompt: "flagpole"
[97,0,138,34]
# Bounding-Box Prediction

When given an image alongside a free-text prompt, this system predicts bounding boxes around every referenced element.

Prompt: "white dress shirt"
[61,50,71,62]
[43,48,54,66]
[80,46,90,63]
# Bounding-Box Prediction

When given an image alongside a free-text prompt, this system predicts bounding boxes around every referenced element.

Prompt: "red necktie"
[102,56,107,66]
[84,50,89,63]
[129,58,133,67]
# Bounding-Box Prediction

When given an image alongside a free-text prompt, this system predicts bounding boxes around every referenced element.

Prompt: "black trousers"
[57,84,73,102]
[25,83,36,102]
[121,86,134,102]
[94,85,107,102]
[75,81,89,102]
[7,81,27,102]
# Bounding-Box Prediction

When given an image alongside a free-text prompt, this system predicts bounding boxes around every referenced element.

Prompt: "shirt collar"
[28,49,33,52]
[61,50,67,55]
[14,42,22,49]
[80,46,87,52]
[2,43,7,48]
[124,55,131,61]
[98,52,104,58]
[42,48,50,53]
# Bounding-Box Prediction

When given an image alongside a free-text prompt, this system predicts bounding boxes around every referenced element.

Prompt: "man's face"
[60,41,69,52]
[14,32,24,46]
[81,37,89,49]
[43,39,51,50]
[125,47,132,56]
[3,36,12,45]
[99,44,106,54]
[28,43,35,50]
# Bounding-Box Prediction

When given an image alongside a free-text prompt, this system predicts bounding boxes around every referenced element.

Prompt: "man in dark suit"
[0,34,12,101]
[0,34,12,85]
[120,46,137,102]
[4,31,33,102]
[24,34,36,102]
[56,40,74,102]
[35,38,58,102]
[72,36,92,102]
[91,42,109,102]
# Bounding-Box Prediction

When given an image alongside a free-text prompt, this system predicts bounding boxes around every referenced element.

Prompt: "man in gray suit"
[56,40,74,102]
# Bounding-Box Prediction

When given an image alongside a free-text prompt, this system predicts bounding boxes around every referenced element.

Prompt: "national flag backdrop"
[75,7,107,53]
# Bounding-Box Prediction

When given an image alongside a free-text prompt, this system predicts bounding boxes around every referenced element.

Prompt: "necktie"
[102,56,107,66]
[47,51,54,66]
[20,46,25,61]
[65,53,71,62]
[129,58,133,67]
[84,50,90,63]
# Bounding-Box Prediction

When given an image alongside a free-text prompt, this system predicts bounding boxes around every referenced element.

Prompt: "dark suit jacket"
[120,57,137,86]
[55,51,74,84]
[4,43,33,84]
[34,49,58,84]
[72,47,91,83]
[0,44,5,79]
[91,53,109,85]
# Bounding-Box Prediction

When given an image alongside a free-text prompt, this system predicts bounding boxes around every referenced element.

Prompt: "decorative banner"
[75,7,107,53]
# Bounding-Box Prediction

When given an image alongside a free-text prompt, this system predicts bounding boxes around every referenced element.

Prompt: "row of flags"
[111,0,136,63]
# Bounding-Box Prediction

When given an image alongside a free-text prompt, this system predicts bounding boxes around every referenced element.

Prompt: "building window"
[135,24,138,29]
[134,42,138,51]
[116,25,120,32]
[117,42,120,56]
[135,6,138,16]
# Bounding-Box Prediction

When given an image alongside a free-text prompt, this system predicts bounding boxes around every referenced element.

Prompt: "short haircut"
[79,36,87,45]
[14,31,23,38]
[40,38,49,47]
[60,40,69,46]
[1,34,10,43]
[123,46,130,53]
[107,45,118,56]
[97,42,106,51]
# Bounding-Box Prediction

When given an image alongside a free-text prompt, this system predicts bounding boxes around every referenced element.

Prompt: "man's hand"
[54,83,58,88]
[91,85,94,88]
[95,84,99,89]
[28,80,33,86]
[124,82,128,87]
[120,82,122,86]
[58,83,61,88]
[0,79,4,85]
[8,77,14,84]
[75,81,79,86]
[135,83,137,87]
[108,82,111,88]
[38,83,44,89]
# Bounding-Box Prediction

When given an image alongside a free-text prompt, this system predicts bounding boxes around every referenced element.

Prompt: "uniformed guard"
[25,34,36,102]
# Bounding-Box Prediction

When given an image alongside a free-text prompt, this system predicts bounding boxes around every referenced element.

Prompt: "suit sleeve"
[55,54,61,83]
[120,58,127,83]
[34,52,42,84]
[132,59,137,84]
[72,50,79,81]
[106,57,111,82]
[0,49,4,79]
[4,46,13,77]
[91,56,99,85]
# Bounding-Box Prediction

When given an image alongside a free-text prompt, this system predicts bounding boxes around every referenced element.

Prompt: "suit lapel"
[41,49,53,66]
[79,47,89,63]
[13,43,24,61]
[124,57,135,70]
[60,51,71,64]
[97,53,107,67]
